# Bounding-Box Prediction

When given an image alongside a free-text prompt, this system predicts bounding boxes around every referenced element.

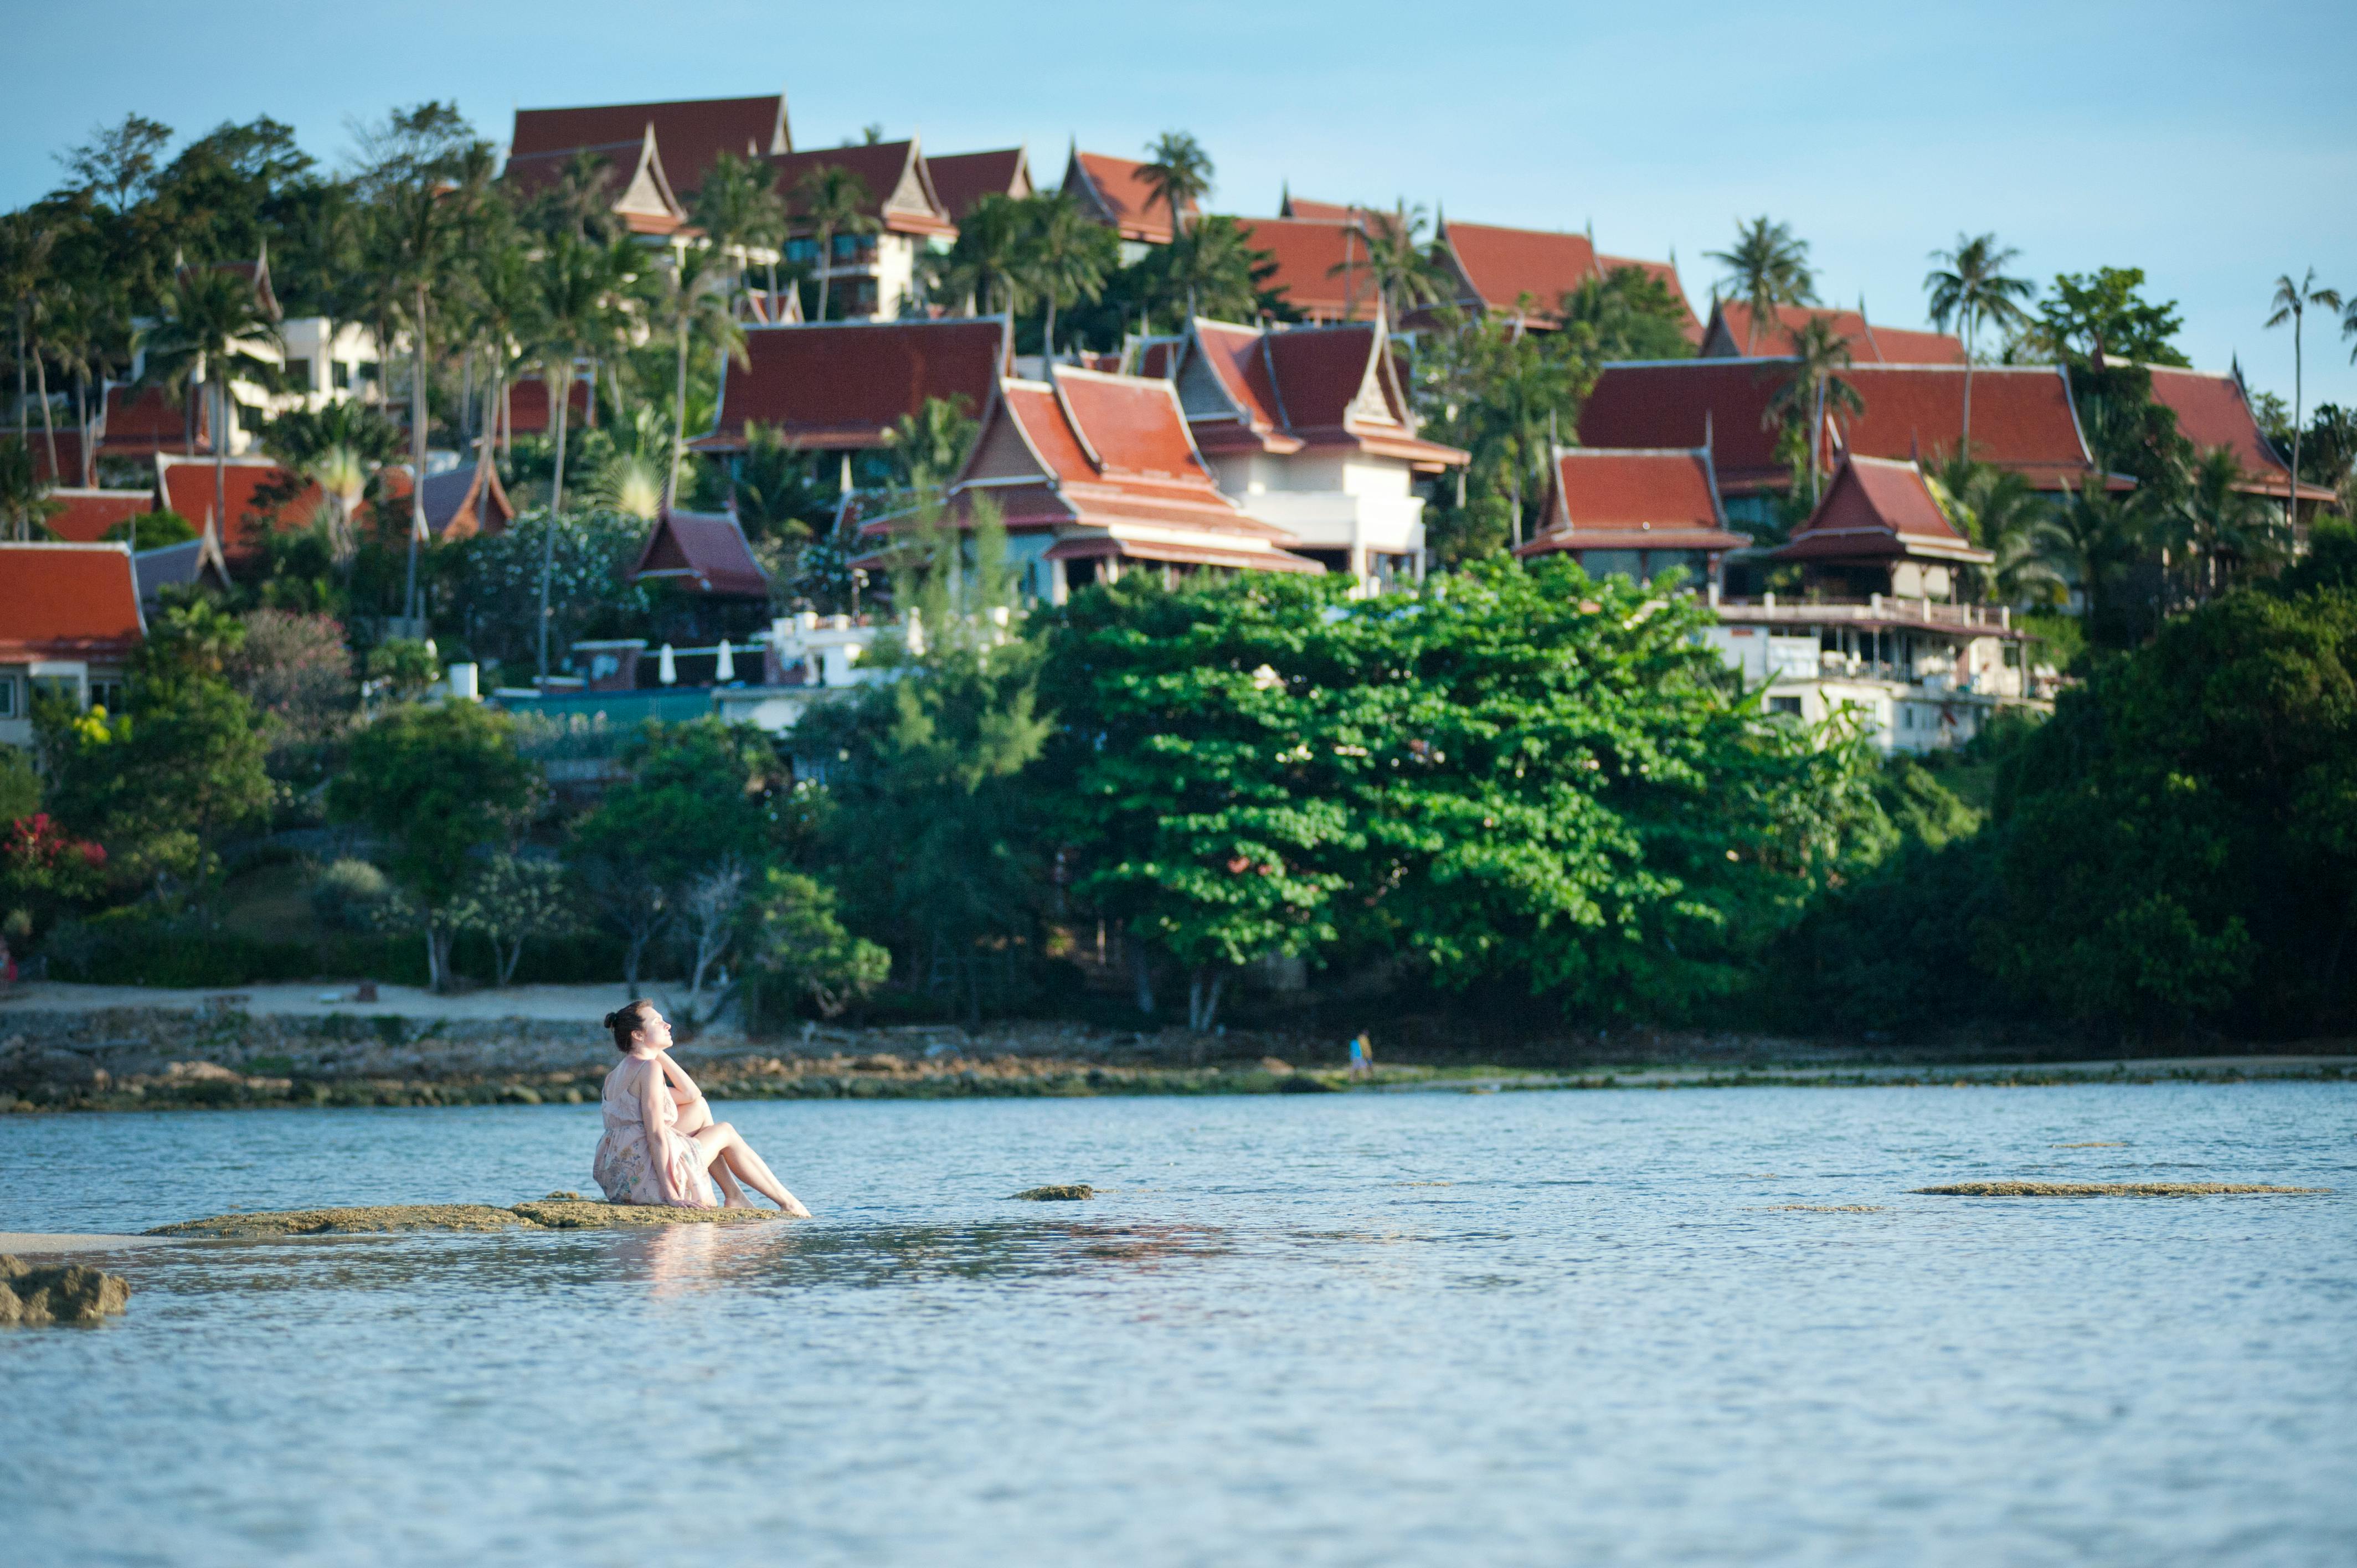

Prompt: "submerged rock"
[1915,1181,2329,1198]
[1011,1184,1094,1201]
[0,1256,132,1325]
[150,1198,790,1237]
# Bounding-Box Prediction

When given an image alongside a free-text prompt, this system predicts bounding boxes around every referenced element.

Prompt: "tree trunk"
[499,934,524,988]
[406,283,429,623]
[1186,966,1227,1036]
[12,302,24,443]
[467,366,501,532]
[35,350,58,480]
[2288,319,2303,529]
[1129,938,1156,1015]
[1960,314,1975,458]
[213,378,228,552]
[622,919,649,999]
[668,322,688,514]
[75,370,92,487]
[1042,295,1058,364]
[539,372,572,678]
[816,227,833,323]
[1808,374,1826,505]
[424,915,454,993]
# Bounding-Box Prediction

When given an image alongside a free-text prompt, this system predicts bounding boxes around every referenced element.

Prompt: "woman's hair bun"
[600,1009,621,1030]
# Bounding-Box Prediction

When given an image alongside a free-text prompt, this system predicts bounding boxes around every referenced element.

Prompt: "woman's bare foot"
[723,1192,756,1210]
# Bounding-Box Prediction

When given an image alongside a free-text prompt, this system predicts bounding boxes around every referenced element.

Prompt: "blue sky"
[9,0,2355,408]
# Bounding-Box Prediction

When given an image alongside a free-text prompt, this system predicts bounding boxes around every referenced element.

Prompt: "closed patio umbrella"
[658,643,677,684]
[715,640,736,681]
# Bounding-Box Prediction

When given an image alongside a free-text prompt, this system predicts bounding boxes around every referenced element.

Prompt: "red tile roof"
[381,464,516,538]
[501,126,687,235]
[25,429,88,485]
[1231,217,1382,323]
[693,317,1007,452]
[154,454,324,564]
[0,543,145,660]
[1702,301,1965,364]
[1160,317,1468,471]
[927,148,1033,221]
[2145,364,2334,503]
[928,369,1319,574]
[100,383,207,456]
[1277,194,1362,223]
[45,489,153,544]
[1062,151,1197,245]
[503,374,595,436]
[1578,360,2098,493]
[629,509,771,597]
[1436,220,1697,341]
[1516,447,1746,557]
[1774,455,1991,564]
[769,140,954,238]
[510,94,789,194]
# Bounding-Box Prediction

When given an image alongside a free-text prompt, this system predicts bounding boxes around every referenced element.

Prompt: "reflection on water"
[2,1085,2353,1567]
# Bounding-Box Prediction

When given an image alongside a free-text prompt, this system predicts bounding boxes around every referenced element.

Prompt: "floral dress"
[593,1057,717,1208]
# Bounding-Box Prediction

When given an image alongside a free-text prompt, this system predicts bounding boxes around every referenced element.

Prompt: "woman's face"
[636,1007,674,1052]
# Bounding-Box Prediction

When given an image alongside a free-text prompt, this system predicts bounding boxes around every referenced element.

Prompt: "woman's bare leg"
[688,1122,810,1216]
[672,1099,750,1206]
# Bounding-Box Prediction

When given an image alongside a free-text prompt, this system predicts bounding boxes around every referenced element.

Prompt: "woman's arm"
[633,1060,680,1204]
[657,1050,706,1113]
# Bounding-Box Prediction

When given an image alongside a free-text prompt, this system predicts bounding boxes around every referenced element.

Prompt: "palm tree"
[0,437,63,540]
[1706,216,1816,352]
[928,192,1030,316]
[651,242,749,512]
[2266,269,2344,525]
[150,266,284,546]
[1018,194,1119,359]
[353,109,492,621]
[47,281,135,487]
[1136,132,1213,241]
[0,215,54,450]
[692,151,786,312]
[457,208,536,483]
[2168,447,2285,606]
[791,165,881,322]
[1349,202,1449,322]
[1764,316,1860,504]
[1924,233,2034,453]
[2051,476,2152,630]
[526,234,638,676]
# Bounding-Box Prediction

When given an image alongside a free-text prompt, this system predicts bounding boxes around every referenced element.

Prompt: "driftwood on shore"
[149,1194,792,1238]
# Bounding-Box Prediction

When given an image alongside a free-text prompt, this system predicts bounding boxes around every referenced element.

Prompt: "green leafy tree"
[1767,315,1864,505]
[2164,447,2286,607]
[881,394,980,495]
[1558,265,1697,363]
[2021,267,2188,367]
[1707,216,1817,351]
[565,719,790,994]
[0,437,63,540]
[329,702,540,991]
[1406,306,1591,551]
[1356,202,1451,323]
[147,264,284,543]
[1,811,109,945]
[1112,215,1278,335]
[692,151,787,310]
[742,868,890,1020]
[651,240,748,511]
[1923,233,2034,452]
[927,191,1030,316]
[525,234,640,673]
[38,603,272,910]
[1017,192,1119,357]
[450,854,575,986]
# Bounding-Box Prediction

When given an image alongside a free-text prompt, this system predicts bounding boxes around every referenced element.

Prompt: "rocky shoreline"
[2,1005,2350,1113]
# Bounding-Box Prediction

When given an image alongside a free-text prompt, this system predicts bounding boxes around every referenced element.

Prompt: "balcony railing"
[1715,592,2014,632]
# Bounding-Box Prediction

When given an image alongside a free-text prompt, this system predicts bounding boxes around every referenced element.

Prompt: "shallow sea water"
[2,1083,2353,1567]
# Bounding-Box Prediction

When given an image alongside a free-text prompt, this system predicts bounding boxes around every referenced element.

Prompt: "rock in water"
[148,1200,790,1237]
[1913,1181,2328,1197]
[0,1255,132,1325]
[1011,1184,1094,1201]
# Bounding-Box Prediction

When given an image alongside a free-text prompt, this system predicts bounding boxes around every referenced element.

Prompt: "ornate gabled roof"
[692,317,1008,453]
[1700,301,1966,364]
[198,250,281,323]
[100,382,207,456]
[1773,455,1992,565]
[380,463,516,539]
[509,94,790,194]
[501,123,689,235]
[769,138,955,238]
[1277,194,1363,223]
[0,542,145,660]
[1432,219,1695,339]
[503,373,595,436]
[153,453,322,564]
[133,529,230,606]
[1229,216,1382,323]
[2144,364,2336,503]
[927,147,1033,221]
[928,369,1319,573]
[44,488,153,543]
[1062,149,1197,245]
[1579,359,2102,494]
[1516,446,1747,557]
[1155,316,1468,472]
[629,509,771,597]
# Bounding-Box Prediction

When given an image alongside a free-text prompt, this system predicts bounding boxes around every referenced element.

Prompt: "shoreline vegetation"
[1,1004,2348,1113]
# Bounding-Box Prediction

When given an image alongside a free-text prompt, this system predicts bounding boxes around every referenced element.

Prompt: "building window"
[30,675,82,710]
[357,362,379,384]
[332,360,352,390]
[284,358,313,391]
[0,675,14,716]
[785,238,819,264]
[1768,696,1803,716]
[89,679,127,713]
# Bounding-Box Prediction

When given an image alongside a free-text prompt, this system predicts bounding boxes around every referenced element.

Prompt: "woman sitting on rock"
[594,999,809,1215]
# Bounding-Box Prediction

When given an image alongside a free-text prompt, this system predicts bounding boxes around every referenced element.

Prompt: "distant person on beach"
[1348,1033,1373,1077]
[594,999,810,1215]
